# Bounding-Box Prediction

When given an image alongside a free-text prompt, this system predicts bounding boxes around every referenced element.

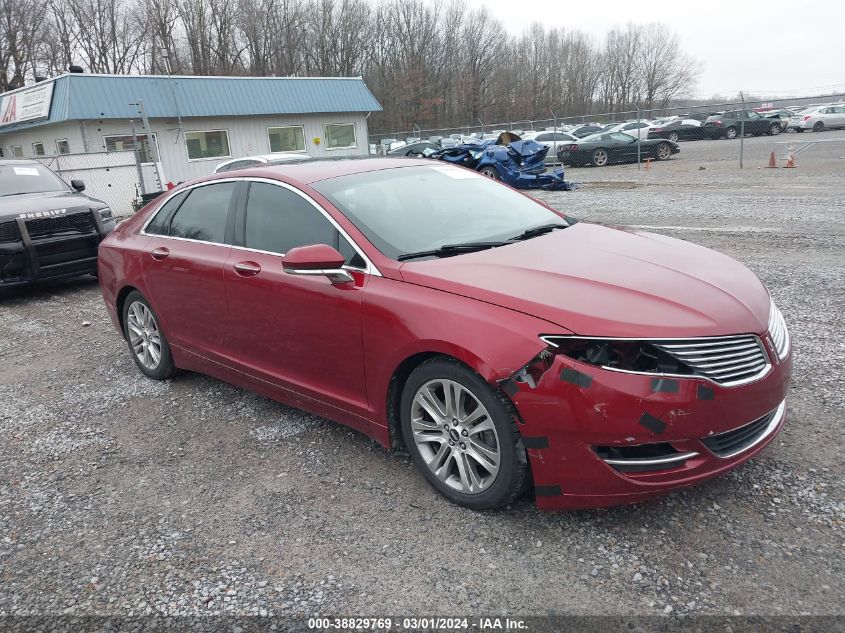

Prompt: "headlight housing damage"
[540,335,694,376]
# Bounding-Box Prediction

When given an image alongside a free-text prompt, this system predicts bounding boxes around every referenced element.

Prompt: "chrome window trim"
[140,177,381,277]
[539,333,773,388]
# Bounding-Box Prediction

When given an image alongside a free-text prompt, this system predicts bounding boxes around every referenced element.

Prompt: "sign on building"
[0,82,54,127]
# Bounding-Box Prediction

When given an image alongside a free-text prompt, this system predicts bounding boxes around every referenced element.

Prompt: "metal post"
[636,107,642,170]
[136,99,166,189]
[739,91,746,169]
[131,120,146,196]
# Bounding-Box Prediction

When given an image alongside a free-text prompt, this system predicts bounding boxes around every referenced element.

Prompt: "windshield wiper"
[509,222,570,241]
[397,241,510,261]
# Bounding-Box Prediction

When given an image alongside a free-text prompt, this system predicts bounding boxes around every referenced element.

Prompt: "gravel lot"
[1,132,843,622]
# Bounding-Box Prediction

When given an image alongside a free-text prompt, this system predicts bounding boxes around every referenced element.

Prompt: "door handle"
[233,261,261,277]
[150,247,170,261]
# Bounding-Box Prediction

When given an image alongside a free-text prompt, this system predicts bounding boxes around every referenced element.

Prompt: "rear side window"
[169,182,236,243]
[244,182,363,266]
[145,192,186,235]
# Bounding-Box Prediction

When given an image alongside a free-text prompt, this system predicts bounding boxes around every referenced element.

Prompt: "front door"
[142,181,239,361]
[223,180,370,415]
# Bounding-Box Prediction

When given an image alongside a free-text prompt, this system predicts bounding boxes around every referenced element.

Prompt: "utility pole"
[740,91,746,169]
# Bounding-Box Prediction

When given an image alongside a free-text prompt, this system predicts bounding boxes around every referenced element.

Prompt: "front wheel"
[400,358,530,510]
[479,165,500,180]
[769,123,782,135]
[122,291,177,380]
[724,126,738,140]
[813,121,824,132]
[655,142,672,161]
[591,148,609,166]
[668,131,679,142]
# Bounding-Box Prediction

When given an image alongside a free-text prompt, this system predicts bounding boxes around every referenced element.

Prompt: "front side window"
[145,191,188,235]
[610,133,635,143]
[312,164,565,260]
[56,139,70,154]
[243,182,362,267]
[104,134,157,163]
[32,142,45,156]
[323,123,356,149]
[268,126,306,153]
[185,130,230,160]
[0,162,69,196]
[168,182,236,243]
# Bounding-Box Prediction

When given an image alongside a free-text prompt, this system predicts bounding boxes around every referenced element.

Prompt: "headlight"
[540,335,694,376]
[768,299,789,360]
[97,207,113,221]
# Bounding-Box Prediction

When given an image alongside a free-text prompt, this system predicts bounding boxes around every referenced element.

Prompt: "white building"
[0,73,382,196]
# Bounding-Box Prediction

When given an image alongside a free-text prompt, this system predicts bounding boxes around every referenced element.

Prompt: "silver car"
[522,130,579,164]
[788,105,845,132]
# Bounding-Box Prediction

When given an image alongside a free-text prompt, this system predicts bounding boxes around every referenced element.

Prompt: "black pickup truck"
[0,159,115,288]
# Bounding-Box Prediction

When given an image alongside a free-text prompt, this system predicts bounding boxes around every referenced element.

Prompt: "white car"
[604,120,655,138]
[214,153,310,173]
[522,130,579,164]
[788,105,845,132]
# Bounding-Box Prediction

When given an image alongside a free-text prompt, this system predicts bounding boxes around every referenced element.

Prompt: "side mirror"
[70,179,86,192]
[282,244,353,284]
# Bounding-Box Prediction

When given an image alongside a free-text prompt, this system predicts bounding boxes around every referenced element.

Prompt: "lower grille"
[25,213,97,238]
[701,401,784,458]
[594,443,698,473]
[654,335,770,386]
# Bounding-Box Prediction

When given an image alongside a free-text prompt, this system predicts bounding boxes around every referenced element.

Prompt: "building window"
[0,147,4,158]
[323,123,356,150]
[56,139,70,155]
[12,145,23,158]
[185,130,230,161]
[268,126,306,153]
[32,142,45,156]
[104,134,158,163]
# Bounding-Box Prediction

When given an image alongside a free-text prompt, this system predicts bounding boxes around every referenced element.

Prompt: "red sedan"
[98,159,791,511]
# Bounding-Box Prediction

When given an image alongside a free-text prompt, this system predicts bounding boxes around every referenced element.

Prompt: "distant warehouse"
[0,72,383,191]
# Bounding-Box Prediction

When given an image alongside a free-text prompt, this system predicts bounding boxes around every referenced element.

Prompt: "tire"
[591,148,609,167]
[769,123,781,136]
[122,291,177,380]
[795,128,804,133]
[724,126,738,140]
[813,121,824,132]
[400,358,530,510]
[655,142,672,161]
[668,131,679,143]
[479,165,500,180]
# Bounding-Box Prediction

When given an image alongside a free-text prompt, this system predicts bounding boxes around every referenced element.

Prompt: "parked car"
[647,119,704,142]
[558,132,679,166]
[571,125,606,138]
[98,158,791,511]
[604,121,653,138]
[214,153,310,173]
[703,110,783,139]
[788,105,845,132]
[758,109,792,131]
[0,159,115,287]
[387,141,440,157]
[521,130,579,164]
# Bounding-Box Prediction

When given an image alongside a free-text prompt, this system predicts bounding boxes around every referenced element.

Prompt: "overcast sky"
[482,0,844,99]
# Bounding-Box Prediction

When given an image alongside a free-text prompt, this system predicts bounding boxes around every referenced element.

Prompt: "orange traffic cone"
[767,152,777,168]
[784,153,796,168]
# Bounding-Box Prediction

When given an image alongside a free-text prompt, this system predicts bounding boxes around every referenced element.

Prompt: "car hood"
[398,223,770,338]
[0,191,104,222]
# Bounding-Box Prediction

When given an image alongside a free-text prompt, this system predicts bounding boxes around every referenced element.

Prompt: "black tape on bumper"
[535,485,562,497]
[651,378,679,393]
[560,367,593,388]
[697,385,715,400]
[639,412,667,434]
[522,436,550,449]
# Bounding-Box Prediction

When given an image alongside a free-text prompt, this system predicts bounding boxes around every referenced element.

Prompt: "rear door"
[142,181,240,362]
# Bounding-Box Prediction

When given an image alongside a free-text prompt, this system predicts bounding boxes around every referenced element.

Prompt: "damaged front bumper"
[503,348,791,510]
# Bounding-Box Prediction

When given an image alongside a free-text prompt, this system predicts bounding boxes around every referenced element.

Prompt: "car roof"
[207,157,432,185]
[0,158,41,166]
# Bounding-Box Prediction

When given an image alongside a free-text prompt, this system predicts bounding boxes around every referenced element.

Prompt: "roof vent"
[68,65,84,74]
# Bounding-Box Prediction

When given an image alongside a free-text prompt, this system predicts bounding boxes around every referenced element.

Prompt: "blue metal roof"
[1,74,382,134]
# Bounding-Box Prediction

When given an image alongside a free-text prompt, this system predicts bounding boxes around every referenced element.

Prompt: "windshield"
[0,163,70,196]
[312,164,565,260]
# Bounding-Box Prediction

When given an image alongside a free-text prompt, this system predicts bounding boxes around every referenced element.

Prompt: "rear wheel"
[813,121,825,132]
[479,165,500,180]
[724,126,738,140]
[769,123,782,135]
[668,131,679,142]
[400,358,529,510]
[122,291,176,380]
[655,142,672,161]
[591,148,609,166]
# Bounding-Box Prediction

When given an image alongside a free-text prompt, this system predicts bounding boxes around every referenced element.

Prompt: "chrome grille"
[654,335,770,386]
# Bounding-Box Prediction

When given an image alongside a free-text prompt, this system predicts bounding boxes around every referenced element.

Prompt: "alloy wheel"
[126,301,162,370]
[410,379,501,494]
[657,144,671,160]
[668,132,679,142]
[593,149,608,166]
